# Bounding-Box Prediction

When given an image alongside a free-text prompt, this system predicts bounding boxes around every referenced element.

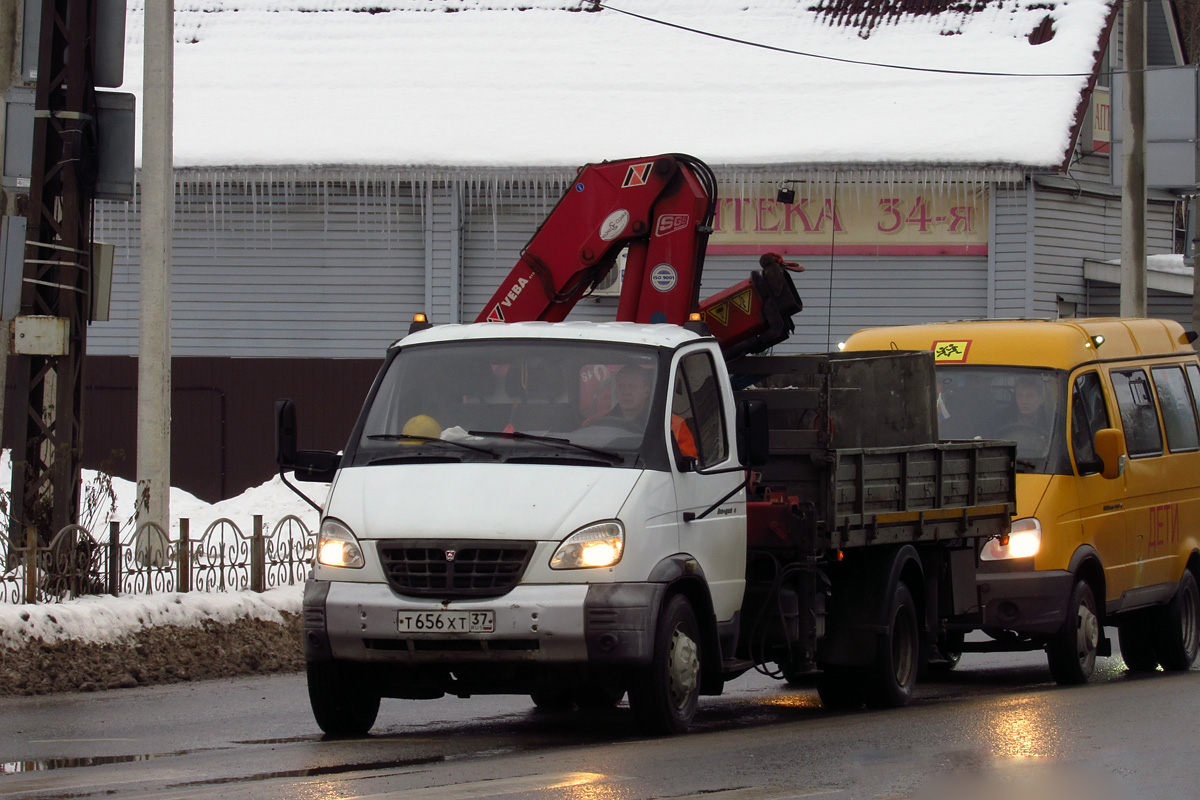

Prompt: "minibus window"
[1070,371,1109,475]
[1150,366,1200,453]
[1110,369,1164,458]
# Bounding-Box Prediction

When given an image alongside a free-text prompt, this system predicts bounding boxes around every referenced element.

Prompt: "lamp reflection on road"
[552,772,632,800]
[983,697,1062,759]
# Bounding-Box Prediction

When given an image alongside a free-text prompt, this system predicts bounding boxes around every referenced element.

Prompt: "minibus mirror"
[275,399,298,467]
[1094,428,1126,480]
[737,399,770,467]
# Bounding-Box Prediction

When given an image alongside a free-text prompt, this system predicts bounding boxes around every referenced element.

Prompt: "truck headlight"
[981,518,1041,561]
[550,521,624,570]
[317,518,365,569]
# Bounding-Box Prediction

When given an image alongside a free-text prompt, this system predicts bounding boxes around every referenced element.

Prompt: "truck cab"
[292,321,754,735]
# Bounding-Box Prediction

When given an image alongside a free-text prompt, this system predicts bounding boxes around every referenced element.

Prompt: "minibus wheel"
[1047,579,1099,685]
[1152,570,1200,671]
[628,593,701,734]
[307,659,381,737]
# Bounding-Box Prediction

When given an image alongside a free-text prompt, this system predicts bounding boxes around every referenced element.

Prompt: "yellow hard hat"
[401,414,441,440]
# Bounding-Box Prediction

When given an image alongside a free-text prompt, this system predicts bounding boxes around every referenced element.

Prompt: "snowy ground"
[0,455,321,691]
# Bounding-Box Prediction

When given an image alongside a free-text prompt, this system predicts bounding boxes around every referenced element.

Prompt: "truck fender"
[819,545,924,668]
[648,554,726,694]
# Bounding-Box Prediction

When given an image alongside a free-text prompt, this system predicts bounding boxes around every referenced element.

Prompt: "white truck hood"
[326,463,643,542]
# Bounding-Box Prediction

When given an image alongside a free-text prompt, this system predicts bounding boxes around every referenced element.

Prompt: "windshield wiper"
[366,434,498,457]
[467,430,623,462]
[1014,458,1040,471]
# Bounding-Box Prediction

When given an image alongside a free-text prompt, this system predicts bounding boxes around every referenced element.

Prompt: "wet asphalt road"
[1,633,1198,800]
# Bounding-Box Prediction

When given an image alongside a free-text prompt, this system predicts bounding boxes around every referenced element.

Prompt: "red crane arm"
[474,153,803,358]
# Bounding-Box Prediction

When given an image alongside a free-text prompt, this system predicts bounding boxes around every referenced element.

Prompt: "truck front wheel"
[628,593,701,735]
[864,582,919,708]
[307,660,381,737]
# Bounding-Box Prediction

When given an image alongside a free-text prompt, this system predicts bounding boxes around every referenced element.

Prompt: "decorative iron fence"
[0,515,316,605]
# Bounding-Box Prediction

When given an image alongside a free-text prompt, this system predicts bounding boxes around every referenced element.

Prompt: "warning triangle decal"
[730,289,753,315]
[707,303,729,326]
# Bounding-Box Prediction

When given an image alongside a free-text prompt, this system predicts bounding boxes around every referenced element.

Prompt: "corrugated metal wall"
[991,184,1033,317]
[1033,185,1178,317]
[92,174,427,358]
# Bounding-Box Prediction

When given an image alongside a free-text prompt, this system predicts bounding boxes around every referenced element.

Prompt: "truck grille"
[377,539,536,598]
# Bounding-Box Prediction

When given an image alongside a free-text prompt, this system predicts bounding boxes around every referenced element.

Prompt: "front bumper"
[978,567,1074,634]
[304,579,664,665]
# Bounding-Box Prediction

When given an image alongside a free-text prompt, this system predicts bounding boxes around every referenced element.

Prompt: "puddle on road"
[3,753,159,773]
[168,755,446,787]
[1,747,235,774]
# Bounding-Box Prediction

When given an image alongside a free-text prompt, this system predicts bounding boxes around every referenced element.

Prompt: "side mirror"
[276,399,340,482]
[1094,428,1125,480]
[275,399,298,467]
[737,398,770,467]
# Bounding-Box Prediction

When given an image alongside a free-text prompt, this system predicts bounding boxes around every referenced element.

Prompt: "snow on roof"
[121,0,1116,171]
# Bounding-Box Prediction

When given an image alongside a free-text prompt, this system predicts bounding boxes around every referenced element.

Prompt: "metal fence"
[0,516,316,605]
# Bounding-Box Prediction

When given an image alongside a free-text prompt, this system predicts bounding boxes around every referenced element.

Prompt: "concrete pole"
[1121,0,1148,318]
[136,1,173,543]
[0,0,20,471]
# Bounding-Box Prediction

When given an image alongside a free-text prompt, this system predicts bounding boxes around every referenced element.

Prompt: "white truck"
[277,319,1015,736]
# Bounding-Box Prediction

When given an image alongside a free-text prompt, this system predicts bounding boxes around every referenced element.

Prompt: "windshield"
[934,366,1071,474]
[349,339,662,468]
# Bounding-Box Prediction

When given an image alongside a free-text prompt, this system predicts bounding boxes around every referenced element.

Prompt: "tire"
[1152,570,1200,672]
[1116,610,1159,672]
[628,593,701,735]
[864,582,920,708]
[307,660,381,737]
[1047,579,1100,685]
[817,667,865,710]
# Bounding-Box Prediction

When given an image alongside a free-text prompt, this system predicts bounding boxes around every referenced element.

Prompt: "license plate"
[396,610,494,634]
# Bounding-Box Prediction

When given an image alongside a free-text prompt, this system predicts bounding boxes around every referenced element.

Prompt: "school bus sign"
[708,184,989,256]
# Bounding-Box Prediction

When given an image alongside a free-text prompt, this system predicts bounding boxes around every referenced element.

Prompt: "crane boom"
[475,154,803,359]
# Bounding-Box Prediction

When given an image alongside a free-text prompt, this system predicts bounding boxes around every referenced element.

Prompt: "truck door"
[667,349,746,621]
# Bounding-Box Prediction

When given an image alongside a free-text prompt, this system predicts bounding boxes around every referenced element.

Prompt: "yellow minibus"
[844,318,1200,683]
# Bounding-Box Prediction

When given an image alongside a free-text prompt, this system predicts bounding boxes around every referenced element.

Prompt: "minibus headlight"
[550,521,624,569]
[318,518,366,569]
[981,518,1042,561]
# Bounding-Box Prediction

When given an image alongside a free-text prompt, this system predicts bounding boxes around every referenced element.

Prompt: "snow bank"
[0,585,302,648]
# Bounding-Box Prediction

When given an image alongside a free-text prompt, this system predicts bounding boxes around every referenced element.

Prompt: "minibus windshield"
[350,339,662,467]
[934,366,1071,474]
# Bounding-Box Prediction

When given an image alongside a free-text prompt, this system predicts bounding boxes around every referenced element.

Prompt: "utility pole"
[9,0,98,546]
[136,0,173,540]
[1121,0,1148,317]
[0,0,23,465]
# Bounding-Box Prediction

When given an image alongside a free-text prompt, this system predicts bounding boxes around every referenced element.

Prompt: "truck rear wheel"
[864,582,919,708]
[628,593,700,735]
[1116,610,1159,672]
[1152,570,1200,671]
[1047,579,1099,685]
[307,660,381,737]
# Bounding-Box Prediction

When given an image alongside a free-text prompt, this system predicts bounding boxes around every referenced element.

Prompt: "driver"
[1012,376,1049,427]
[587,366,698,459]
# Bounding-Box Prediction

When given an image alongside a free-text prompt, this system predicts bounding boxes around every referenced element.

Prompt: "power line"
[594,1,1181,79]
